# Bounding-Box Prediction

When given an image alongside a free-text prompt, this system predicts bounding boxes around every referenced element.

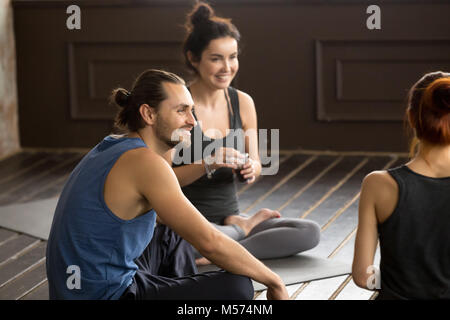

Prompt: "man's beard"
[155,118,191,149]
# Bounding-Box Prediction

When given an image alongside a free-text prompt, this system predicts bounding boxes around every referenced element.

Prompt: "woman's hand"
[237,157,257,184]
[206,147,246,170]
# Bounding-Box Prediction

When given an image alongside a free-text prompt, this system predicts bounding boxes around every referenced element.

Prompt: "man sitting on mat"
[45,69,288,300]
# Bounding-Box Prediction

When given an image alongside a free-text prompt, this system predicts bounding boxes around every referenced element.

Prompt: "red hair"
[407,71,450,155]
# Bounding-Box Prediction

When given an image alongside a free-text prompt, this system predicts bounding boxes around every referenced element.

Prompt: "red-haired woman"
[352,71,450,299]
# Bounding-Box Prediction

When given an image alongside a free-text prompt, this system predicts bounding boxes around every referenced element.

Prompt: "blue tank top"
[46,136,156,300]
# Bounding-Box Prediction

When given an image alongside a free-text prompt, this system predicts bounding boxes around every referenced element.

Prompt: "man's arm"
[171,161,208,187]
[133,149,288,299]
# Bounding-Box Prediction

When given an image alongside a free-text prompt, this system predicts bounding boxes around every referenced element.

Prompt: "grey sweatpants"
[193,215,321,260]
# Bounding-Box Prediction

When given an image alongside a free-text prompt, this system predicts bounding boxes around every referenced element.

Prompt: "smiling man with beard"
[45,69,288,300]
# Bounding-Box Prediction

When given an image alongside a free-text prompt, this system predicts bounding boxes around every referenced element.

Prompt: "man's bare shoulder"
[122,147,173,177]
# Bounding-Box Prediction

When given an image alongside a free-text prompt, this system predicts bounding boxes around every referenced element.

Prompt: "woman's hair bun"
[190,2,214,27]
[435,77,450,112]
[111,88,131,108]
[423,75,450,115]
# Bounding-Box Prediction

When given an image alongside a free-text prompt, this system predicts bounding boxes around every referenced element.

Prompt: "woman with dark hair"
[47,69,289,300]
[172,2,320,263]
[352,71,450,299]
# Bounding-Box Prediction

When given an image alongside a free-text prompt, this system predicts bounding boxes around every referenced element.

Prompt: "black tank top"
[172,87,245,223]
[377,165,450,299]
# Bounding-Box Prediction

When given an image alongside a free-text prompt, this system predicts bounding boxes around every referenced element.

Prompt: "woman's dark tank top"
[377,165,450,299]
[172,87,245,224]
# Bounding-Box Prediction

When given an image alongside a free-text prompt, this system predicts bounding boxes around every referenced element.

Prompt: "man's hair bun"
[111,88,131,108]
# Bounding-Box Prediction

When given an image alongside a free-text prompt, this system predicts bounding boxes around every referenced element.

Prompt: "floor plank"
[0,228,17,244]
[0,260,46,300]
[0,151,410,300]
[0,241,46,288]
[14,154,83,203]
[334,278,375,300]
[249,155,339,215]
[279,156,366,219]
[293,276,348,300]
[238,154,312,212]
[303,157,393,229]
[20,280,49,300]
[0,152,48,184]
[236,154,289,194]
[0,234,39,264]
[0,154,82,206]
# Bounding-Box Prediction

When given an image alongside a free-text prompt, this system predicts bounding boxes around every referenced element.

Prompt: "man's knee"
[226,273,254,300]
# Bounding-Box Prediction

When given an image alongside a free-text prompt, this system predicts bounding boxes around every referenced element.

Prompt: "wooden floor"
[0,149,407,300]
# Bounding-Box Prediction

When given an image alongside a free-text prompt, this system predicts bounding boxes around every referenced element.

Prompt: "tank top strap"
[186,86,241,129]
[387,165,405,188]
[226,86,243,130]
[386,165,407,209]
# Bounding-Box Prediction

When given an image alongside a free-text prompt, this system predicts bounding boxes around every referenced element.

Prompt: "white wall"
[0,0,20,159]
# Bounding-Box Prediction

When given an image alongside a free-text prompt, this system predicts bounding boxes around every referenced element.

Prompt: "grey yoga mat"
[0,197,59,240]
[198,254,352,291]
[0,198,351,289]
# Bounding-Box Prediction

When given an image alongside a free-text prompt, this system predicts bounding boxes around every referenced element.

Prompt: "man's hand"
[266,280,289,300]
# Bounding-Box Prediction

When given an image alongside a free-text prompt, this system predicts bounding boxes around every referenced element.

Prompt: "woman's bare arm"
[352,171,398,289]
[352,172,382,289]
[171,148,244,187]
[237,90,262,181]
